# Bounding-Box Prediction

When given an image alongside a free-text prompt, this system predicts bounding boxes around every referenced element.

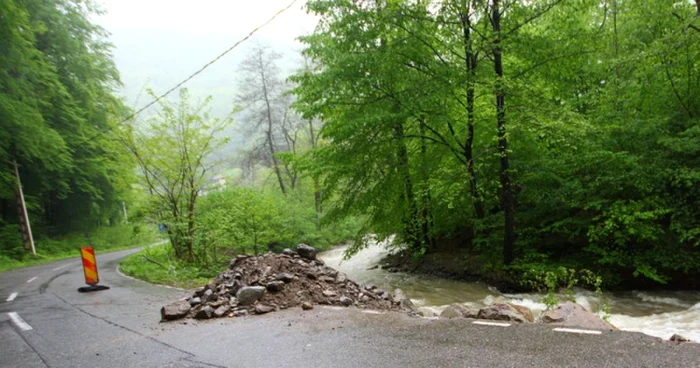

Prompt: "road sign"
[78,247,110,293]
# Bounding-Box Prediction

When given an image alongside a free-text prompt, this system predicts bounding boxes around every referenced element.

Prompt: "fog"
[94,0,318,161]
[95,0,317,118]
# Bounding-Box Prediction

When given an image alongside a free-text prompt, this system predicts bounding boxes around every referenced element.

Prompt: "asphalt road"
[1,248,698,368]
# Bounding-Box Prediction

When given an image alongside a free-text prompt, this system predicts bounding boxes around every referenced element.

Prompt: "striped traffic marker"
[78,246,110,293]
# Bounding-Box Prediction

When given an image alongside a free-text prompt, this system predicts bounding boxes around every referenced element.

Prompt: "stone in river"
[440,304,478,319]
[477,303,533,323]
[539,302,616,330]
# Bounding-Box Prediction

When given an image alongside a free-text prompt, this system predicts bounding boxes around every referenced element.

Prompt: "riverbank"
[379,245,700,293]
[379,248,528,293]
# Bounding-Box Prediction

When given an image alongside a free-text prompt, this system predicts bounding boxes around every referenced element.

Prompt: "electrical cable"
[93,0,298,139]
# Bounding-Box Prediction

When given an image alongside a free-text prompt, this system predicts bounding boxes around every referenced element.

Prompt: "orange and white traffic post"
[78,246,110,292]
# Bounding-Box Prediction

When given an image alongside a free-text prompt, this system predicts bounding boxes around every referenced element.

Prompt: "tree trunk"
[418,119,434,249]
[186,179,197,263]
[308,119,323,217]
[265,130,286,195]
[461,0,485,220]
[394,122,421,249]
[492,0,516,265]
[260,63,287,195]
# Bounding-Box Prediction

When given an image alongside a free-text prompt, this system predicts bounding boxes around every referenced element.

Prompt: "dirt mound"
[161,245,415,321]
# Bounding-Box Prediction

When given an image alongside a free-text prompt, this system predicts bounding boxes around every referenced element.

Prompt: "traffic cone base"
[78,285,110,293]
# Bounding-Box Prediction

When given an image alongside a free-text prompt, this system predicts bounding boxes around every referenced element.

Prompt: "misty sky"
[94,0,318,114]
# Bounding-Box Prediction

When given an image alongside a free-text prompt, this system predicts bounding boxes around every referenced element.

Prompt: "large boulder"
[161,300,191,321]
[539,302,616,330]
[440,303,478,319]
[236,286,266,306]
[296,244,317,260]
[477,303,534,323]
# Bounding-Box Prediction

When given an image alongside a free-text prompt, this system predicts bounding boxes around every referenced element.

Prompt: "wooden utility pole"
[14,160,36,256]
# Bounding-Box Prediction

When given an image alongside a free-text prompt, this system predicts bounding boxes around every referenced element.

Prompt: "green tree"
[1,0,133,259]
[117,89,233,262]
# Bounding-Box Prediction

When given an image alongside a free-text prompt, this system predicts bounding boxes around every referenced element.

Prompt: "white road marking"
[553,328,602,335]
[8,312,33,331]
[52,264,71,271]
[26,277,37,283]
[6,292,18,302]
[472,321,511,327]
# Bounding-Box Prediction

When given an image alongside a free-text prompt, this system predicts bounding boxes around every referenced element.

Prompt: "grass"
[119,244,222,289]
[0,224,161,272]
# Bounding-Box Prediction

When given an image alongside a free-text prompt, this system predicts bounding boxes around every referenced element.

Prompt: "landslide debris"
[160,244,416,321]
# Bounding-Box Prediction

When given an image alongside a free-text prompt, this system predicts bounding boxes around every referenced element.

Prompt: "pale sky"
[94,0,318,111]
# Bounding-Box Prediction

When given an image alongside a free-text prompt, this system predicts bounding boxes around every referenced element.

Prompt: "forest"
[1,0,698,290]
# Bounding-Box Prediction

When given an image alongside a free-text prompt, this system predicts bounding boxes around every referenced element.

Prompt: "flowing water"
[319,242,700,343]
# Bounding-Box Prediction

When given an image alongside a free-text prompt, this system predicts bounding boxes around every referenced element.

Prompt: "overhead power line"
[98,0,298,138]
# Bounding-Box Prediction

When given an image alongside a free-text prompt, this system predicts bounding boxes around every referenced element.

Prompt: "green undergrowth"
[119,244,221,289]
[0,224,160,272]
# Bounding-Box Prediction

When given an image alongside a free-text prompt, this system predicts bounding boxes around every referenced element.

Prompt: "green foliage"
[511,262,608,315]
[119,243,215,289]
[117,88,233,262]
[292,0,700,288]
[0,224,159,272]
[1,0,135,255]
[194,187,363,266]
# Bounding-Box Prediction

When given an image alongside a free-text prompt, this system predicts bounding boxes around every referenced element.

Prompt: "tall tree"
[1,0,131,258]
[117,89,232,262]
[237,44,294,195]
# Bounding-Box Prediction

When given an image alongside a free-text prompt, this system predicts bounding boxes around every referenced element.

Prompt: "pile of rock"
[161,244,417,321]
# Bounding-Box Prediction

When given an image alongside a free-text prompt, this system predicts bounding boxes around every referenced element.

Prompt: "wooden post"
[14,160,36,256]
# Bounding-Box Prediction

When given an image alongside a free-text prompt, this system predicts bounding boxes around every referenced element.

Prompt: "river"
[318,242,700,343]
